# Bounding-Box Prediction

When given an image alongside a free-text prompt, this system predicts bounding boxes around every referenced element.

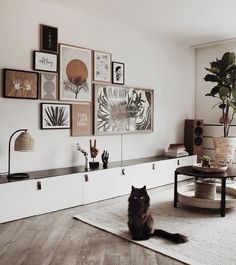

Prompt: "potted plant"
[201,155,211,168]
[204,52,236,163]
[204,52,236,137]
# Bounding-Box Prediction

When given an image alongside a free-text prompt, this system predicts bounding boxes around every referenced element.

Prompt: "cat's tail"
[152,229,188,244]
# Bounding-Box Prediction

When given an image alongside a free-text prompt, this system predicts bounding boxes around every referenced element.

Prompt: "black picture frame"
[40,24,58,53]
[3,68,39,99]
[112,61,125,85]
[33,51,58,72]
[41,103,71,129]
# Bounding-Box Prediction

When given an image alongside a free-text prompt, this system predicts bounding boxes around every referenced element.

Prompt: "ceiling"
[39,0,236,46]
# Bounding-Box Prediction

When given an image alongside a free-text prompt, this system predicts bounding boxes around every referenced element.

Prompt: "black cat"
[128,185,188,243]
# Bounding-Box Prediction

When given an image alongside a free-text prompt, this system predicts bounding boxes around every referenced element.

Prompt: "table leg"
[174,171,178,207]
[221,178,226,217]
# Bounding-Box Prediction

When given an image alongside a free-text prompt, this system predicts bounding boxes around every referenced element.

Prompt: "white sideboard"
[0,155,196,223]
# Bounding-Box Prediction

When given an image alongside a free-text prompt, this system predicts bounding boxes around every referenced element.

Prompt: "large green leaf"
[205,85,220,96]
[204,74,220,82]
[222,52,235,69]
[205,67,220,75]
[219,86,230,98]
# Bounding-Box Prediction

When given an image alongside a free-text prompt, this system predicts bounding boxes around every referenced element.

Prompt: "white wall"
[0,0,195,173]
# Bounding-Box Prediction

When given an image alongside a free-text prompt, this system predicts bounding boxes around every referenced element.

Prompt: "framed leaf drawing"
[40,73,58,100]
[94,84,153,135]
[3,69,39,99]
[93,50,111,83]
[41,103,71,129]
[71,104,92,136]
[40,24,58,53]
[59,44,92,102]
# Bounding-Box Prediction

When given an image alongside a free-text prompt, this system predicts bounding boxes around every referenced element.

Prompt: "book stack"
[165,143,189,158]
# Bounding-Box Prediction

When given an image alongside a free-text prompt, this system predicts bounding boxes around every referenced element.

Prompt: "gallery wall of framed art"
[2,22,153,138]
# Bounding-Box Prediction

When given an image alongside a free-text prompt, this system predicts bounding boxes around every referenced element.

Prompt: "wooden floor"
[0,187,185,265]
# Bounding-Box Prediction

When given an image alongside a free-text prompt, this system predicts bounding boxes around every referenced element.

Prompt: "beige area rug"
[74,188,236,265]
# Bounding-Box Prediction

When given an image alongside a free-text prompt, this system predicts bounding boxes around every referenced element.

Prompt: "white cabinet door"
[177,155,197,181]
[83,168,121,204]
[150,159,177,187]
[0,180,36,223]
[121,163,153,193]
[36,174,83,215]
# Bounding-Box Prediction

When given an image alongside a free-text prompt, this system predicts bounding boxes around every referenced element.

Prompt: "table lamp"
[7,129,35,180]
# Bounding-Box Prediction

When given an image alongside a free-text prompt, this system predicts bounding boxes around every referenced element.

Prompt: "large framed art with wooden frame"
[94,84,154,135]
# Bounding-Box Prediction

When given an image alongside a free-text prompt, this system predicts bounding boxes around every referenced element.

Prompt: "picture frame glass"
[34,51,57,72]
[40,73,58,100]
[40,25,58,53]
[4,69,38,99]
[112,62,124,85]
[72,104,92,136]
[41,103,71,129]
[94,51,111,82]
[94,84,153,135]
[60,44,92,102]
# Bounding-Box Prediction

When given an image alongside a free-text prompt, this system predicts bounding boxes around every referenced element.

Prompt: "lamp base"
[7,173,30,180]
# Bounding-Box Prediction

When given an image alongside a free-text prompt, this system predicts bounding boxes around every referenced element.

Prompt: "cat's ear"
[142,185,146,190]
[132,185,135,192]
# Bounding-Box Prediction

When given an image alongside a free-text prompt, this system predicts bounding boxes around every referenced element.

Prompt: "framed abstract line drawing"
[40,24,58,53]
[71,103,92,136]
[33,51,57,72]
[94,84,154,135]
[41,103,71,129]
[112,61,125,85]
[59,44,92,102]
[3,69,39,99]
[40,73,58,100]
[93,50,111,83]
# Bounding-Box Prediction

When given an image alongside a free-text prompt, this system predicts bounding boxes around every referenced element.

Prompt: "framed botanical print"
[33,51,57,72]
[3,69,39,99]
[59,44,92,102]
[40,73,58,100]
[41,103,71,129]
[93,50,111,83]
[94,84,154,135]
[40,24,58,53]
[71,104,92,136]
[112,61,125,85]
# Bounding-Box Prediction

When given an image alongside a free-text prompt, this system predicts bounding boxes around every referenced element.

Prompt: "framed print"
[112,61,125,85]
[60,43,92,102]
[40,24,58,53]
[33,51,57,72]
[94,84,153,135]
[41,103,71,129]
[71,104,92,136]
[93,50,111,83]
[40,73,58,100]
[3,69,38,99]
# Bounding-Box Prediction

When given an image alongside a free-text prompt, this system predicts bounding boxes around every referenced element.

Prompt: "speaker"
[184,119,204,162]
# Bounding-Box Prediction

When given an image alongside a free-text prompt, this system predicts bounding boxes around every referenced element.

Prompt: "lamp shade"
[14,131,34,152]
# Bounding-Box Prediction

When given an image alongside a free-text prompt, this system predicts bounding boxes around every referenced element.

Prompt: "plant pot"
[213,137,236,164]
[195,180,216,200]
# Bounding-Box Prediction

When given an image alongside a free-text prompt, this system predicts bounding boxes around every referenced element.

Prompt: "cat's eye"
[134,196,137,199]
[140,196,144,200]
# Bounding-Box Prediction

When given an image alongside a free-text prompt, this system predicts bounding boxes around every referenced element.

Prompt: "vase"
[213,137,236,165]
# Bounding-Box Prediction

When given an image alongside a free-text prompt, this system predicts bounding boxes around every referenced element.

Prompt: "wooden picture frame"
[41,103,71,129]
[93,50,111,83]
[94,84,154,135]
[71,103,92,136]
[40,24,58,53]
[3,69,39,99]
[112,61,125,85]
[59,43,92,102]
[33,51,57,72]
[40,73,58,100]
